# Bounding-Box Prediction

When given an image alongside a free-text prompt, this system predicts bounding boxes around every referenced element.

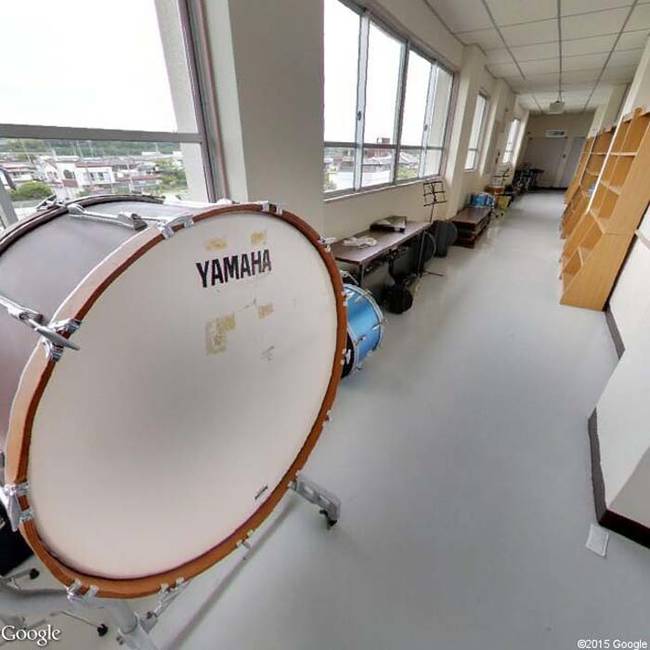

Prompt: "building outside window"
[0,0,220,228]
[465,93,488,171]
[503,117,521,164]
[323,0,454,195]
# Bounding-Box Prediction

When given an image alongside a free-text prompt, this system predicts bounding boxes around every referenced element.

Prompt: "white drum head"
[8,207,343,590]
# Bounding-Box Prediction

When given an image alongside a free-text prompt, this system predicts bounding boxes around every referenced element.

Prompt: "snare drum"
[0,196,346,598]
[342,284,384,377]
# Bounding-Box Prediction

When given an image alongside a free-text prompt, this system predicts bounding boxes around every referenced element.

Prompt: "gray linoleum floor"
[17,191,650,649]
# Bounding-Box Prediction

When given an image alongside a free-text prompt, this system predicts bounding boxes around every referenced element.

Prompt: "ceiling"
[425,0,650,113]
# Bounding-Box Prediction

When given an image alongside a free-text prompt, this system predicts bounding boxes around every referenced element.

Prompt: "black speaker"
[0,502,33,575]
[384,283,414,314]
[430,220,458,257]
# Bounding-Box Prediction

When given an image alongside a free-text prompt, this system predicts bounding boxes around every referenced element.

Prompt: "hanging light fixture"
[550,0,565,113]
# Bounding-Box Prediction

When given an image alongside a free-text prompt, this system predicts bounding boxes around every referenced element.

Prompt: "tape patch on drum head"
[205,313,236,355]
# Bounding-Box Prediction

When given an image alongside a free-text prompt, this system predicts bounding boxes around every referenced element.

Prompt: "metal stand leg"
[290,474,341,528]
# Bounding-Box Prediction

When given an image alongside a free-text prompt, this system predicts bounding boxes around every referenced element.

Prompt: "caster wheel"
[29,569,40,580]
[319,509,338,528]
[97,624,109,637]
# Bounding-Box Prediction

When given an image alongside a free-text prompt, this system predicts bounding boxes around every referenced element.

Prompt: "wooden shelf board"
[601,181,622,195]
[578,246,592,264]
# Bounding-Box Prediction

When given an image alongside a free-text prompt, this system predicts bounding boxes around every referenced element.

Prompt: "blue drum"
[342,284,385,377]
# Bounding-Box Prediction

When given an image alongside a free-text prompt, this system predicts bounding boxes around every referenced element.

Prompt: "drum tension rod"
[0,293,80,360]
[69,203,147,231]
[68,203,194,239]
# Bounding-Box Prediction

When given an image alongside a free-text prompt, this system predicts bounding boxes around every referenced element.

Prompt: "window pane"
[503,118,520,162]
[424,149,442,176]
[465,149,477,170]
[401,52,430,146]
[0,138,202,220]
[428,67,453,147]
[324,1,360,142]
[397,148,421,180]
[468,95,487,150]
[324,146,355,192]
[0,1,195,132]
[361,147,395,187]
[363,24,403,145]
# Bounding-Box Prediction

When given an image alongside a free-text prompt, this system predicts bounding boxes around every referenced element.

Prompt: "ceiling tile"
[562,0,633,16]
[509,42,559,61]
[430,0,493,33]
[486,61,521,77]
[561,69,602,83]
[617,30,650,49]
[562,7,629,40]
[627,3,650,31]
[487,0,557,26]
[457,28,503,49]
[486,48,512,63]
[519,58,559,75]
[562,34,616,57]
[562,52,608,71]
[600,64,637,82]
[500,19,558,47]
[608,48,644,67]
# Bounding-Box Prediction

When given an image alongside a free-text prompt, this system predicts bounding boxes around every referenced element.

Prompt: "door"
[559,137,586,188]
[520,137,566,188]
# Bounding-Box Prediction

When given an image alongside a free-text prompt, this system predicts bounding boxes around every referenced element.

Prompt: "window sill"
[324,176,442,203]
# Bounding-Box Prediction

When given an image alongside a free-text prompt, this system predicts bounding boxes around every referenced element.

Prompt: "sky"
[324,0,405,145]
[0,0,180,132]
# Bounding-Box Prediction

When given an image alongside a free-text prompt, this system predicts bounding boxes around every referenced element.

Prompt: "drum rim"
[0,194,163,255]
[4,201,346,598]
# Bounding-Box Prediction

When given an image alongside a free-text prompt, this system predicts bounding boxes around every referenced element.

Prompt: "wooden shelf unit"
[561,126,614,238]
[564,136,593,204]
[560,107,650,311]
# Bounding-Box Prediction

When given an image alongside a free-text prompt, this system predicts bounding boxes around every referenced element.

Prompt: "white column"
[202,0,325,231]
[443,45,488,217]
[588,84,627,136]
[622,34,650,114]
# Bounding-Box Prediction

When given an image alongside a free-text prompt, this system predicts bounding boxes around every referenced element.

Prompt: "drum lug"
[152,212,194,240]
[1,481,33,531]
[319,236,336,252]
[41,318,83,362]
[0,293,81,360]
[256,200,284,216]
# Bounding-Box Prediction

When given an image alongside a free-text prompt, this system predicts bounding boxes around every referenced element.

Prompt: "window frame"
[502,117,521,164]
[464,92,488,172]
[323,2,455,198]
[0,0,222,227]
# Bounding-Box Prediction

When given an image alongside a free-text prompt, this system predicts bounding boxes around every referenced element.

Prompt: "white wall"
[205,0,325,230]
[588,84,628,137]
[519,112,594,187]
[592,35,650,531]
[622,34,650,115]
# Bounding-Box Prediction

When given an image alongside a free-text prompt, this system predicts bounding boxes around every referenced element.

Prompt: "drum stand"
[0,473,340,649]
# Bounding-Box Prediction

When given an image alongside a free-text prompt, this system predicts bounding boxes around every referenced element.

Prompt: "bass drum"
[342,284,384,377]
[0,196,346,598]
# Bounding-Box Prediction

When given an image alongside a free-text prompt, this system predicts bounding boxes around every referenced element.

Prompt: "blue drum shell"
[343,284,384,374]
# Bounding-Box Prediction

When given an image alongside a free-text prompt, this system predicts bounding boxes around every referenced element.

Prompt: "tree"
[10,181,52,201]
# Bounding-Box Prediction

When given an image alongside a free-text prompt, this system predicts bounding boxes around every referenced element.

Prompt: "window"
[0,0,219,226]
[323,0,454,194]
[465,94,488,171]
[503,118,521,164]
